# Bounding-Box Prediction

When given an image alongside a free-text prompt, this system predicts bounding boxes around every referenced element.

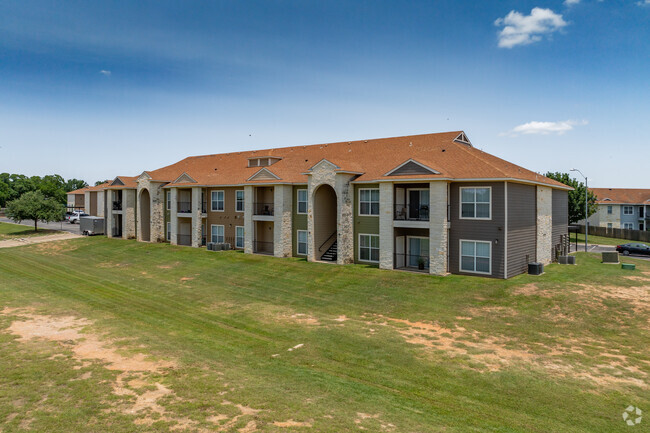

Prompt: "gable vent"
[385,159,440,177]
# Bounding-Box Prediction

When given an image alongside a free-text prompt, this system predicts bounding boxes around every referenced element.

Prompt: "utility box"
[80,216,104,236]
[528,262,544,275]
[602,252,619,264]
[558,256,576,265]
[621,263,636,271]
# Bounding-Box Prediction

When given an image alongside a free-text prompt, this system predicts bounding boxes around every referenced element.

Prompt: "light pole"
[571,169,588,253]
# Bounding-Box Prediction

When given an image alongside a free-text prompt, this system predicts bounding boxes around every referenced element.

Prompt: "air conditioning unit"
[528,262,544,275]
[558,255,576,265]
[206,242,216,251]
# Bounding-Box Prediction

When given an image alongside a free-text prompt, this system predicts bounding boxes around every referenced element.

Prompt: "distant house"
[587,188,650,232]
[89,131,571,278]
[66,187,89,211]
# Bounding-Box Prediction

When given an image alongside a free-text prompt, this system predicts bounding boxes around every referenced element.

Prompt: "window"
[235,190,244,212]
[297,189,308,214]
[607,205,613,215]
[623,206,634,215]
[359,234,379,262]
[607,223,613,230]
[623,223,634,230]
[211,190,224,212]
[359,189,380,216]
[460,240,491,274]
[166,222,171,241]
[235,226,244,248]
[297,230,308,255]
[211,225,224,243]
[460,187,491,219]
[166,191,171,211]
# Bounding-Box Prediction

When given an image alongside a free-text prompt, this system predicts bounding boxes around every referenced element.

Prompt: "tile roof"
[104,176,138,189]
[133,131,567,189]
[590,188,650,204]
[67,186,90,195]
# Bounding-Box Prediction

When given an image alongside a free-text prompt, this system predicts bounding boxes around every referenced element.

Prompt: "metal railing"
[177,202,191,213]
[177,234,192,246]
[394,253,430,270]
[112,201,122,211]
[253,241,274,254]
[253,202,274,216]
[319,231,337,252]
[394,204,430,221]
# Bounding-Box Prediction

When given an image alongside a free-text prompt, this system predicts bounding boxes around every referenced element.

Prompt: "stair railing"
[319,231,337,252]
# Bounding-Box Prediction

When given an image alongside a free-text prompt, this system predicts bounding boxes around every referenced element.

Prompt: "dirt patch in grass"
[575,284,649,313]
[465,306,519,318]
[282,313,320,326]
[511,283,554,298]
[157,262,180,269]
[624,275,650,282]
[273,419,313,428]
[29,238,80,255]
[371,314,648,389]
[97,262,130,269]
[2,307,265,431]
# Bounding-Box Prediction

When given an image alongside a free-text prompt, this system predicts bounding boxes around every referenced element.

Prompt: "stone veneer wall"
[274,185,293,257]
[191,187,203,248]
[169,188,178,245]
[137,179,166,243]
[124,189,137,239]
[244,185,254,254]
[536,185,553,264]
[429,181,449,275]
[379,183,393,270]
[307,160,355,265]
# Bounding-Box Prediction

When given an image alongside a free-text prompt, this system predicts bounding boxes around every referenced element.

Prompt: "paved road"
[571,242,650,261]
[0,217,81,235]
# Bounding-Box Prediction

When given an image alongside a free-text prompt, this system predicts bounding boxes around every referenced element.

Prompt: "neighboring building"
[587,188,650,232]
[91,131,571,278]
[66,187,89,211]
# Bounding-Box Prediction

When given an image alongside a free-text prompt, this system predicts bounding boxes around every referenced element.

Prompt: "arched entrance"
[313,184,337,261]
[140,189,151,242]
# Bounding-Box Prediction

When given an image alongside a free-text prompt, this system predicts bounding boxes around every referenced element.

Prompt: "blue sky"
[1,0,648,187]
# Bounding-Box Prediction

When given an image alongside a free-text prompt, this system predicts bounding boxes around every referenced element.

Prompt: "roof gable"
[247,168,280,181]
[453,132,471,146]
[110,177,125,186]
[172,172,197,184]
[385,159,440,177]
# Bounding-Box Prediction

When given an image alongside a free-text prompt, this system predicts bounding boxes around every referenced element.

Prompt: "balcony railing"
[253,241,274,255]
[177,234,192,246]
[112,201,122,211]
[202,202,207,213]
[177,202,191,213]
[394,253,430,271]
[253,203,274,216]
[394,204,430,221]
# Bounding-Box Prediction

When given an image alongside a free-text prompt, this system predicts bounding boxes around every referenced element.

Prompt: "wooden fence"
[578,225,650,243]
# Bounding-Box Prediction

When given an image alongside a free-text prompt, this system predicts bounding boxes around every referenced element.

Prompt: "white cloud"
[501,120,587,136]
[494,8,568,48]
[637,0,650,6]
[564,0,580,6]
[99,70,111,76]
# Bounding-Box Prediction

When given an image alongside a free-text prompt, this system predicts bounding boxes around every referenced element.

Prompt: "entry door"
[408,190,429,220]
[408,237,430,268]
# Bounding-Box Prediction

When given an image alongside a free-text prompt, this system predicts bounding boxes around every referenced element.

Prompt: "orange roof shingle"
[591,188,650,204]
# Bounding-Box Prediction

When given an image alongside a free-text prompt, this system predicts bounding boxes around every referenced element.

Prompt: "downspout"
[504,182,508,279]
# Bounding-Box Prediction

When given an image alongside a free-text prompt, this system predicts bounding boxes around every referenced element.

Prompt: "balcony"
[394,253,429,272]
[177,202,191,213]
[253,241,274,255]
[253,203,274,216]
[394,204,430,221]
[177,234,191,246]
[112,201,122,211]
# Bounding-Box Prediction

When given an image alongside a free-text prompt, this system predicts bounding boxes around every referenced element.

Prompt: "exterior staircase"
[320,241,338,262]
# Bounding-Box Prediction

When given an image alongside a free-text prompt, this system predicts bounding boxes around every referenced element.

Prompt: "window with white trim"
[359,189,379,216]
[235,226,244,248]
[297,189,308,214]
[623,222,634,230]
[607,205,613,214]
[211,225,224,243]
[460,187,491,219]
[297,230,308,255]
[235,190,244,212]
[607,223,613,230]
[166,222,171,241]
[359,234,379,262]
[623,206,634,215]
[166,191,171,211]
[211,190,224,212]
[460,240,491,274]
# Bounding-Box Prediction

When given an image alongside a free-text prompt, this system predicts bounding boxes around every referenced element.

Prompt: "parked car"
[616,243,650,256]
[67,211,89,224]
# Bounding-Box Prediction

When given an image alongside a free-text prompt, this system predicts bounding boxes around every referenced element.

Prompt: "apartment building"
[587,188,650,231]
[91,131,571,278]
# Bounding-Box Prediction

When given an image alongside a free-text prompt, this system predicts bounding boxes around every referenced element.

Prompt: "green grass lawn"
[0,237,648,432]
[572,232,649,247]
[0,221,59,240]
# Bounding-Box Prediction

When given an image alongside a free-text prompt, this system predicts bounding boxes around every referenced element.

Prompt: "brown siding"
[552,189,569,251]
[449,182,506,278]
[388,161,435,176]
[206,187,245,245]
[75,194,85,208]
[507,183,536,278]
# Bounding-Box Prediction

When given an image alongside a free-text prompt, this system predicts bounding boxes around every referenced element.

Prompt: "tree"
[95,180,109,186]
[5,191,65,231]
[65,178,88,192]
[544,172,598,224]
